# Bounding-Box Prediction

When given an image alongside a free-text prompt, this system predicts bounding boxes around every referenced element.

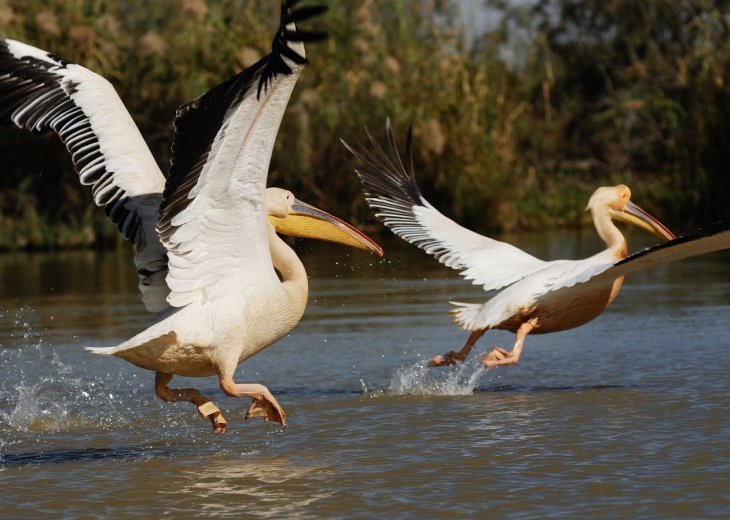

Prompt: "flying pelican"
[343,119,730,369]
[0,1,382,433]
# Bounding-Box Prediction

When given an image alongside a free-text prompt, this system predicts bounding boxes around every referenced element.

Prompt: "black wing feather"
[342,118,426,228]
[0,40,143,244]
[157,0,327,244]
[614,220,730,270]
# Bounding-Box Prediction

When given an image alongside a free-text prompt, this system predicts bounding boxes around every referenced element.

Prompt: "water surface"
[1,231,729,519]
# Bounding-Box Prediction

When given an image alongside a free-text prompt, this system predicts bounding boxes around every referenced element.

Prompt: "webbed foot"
[429,350,467,367]
[198,402,228,434]
[245,394,286,428]
[483,346,515,367]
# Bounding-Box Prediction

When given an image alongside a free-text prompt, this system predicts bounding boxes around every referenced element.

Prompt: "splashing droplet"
[388,357,486,396]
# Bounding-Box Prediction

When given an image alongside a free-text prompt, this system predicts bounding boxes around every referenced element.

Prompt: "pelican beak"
[609,201,675,241]
[268,199,384,255]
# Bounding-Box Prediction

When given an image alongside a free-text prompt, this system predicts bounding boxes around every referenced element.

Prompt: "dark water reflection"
[1,230,729,519]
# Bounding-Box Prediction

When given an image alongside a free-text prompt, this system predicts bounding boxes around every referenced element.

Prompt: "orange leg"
[483,318,538,368]
[155,372,227,434]
[430,329,487,367]
[219,378,286,428]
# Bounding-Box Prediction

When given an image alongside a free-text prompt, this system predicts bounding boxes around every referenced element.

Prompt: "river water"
[1,230,729,519]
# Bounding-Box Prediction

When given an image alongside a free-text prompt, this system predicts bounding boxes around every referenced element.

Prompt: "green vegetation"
[0,0,728,249]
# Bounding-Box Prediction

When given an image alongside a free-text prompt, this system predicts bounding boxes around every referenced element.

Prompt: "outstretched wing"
[157,0,327,308]
[343,118,547,292]
[550,220,730,294]
[0,39,169,312]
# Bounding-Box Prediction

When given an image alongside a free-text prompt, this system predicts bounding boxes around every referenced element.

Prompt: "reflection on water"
[0,231,729,518]
[176,457,335,518]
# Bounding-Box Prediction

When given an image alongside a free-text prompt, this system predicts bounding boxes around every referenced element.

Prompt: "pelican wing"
[0,39,169,312]
[343,119,547,292]
[157,1,326,308]
[550,220,730,294]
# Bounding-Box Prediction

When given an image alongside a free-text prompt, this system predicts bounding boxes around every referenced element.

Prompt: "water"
[1,231,729,519]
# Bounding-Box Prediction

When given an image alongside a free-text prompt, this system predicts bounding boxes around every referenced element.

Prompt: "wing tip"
[344,118,424,210]
[256,0,328,99]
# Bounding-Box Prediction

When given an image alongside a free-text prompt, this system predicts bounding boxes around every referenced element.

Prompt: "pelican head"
[265,188,383,255]
[586,184,675,241]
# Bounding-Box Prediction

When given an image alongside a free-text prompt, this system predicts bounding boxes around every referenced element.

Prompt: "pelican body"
[344,120,730,369]
[0,2,382,433]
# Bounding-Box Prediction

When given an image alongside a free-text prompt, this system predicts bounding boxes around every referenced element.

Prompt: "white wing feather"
[344,119,546,291]
[0,38,169,312]
[550,221,730,295]
[410,200,547,290]
[163,80,300,307]
[451,223,730,331]
[156,16,311,308]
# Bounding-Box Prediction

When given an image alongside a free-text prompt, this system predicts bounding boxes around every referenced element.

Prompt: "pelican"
[343,119,730,369]
[0,1,382,433]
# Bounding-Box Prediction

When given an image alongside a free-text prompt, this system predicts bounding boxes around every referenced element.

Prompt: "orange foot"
[245,394,286,428]
[429,350,467,367]
[483,346,515,368]
[198,402,228,434]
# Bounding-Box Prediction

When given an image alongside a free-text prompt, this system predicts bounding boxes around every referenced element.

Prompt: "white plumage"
[344,119,730,368]
[1,2,381,433]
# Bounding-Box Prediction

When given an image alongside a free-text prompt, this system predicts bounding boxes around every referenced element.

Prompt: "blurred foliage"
[0,0,729,250]
[483,0,730,229]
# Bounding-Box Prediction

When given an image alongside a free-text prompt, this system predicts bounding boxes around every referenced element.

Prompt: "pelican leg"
[483,318,538,368]
[430,329,487,367]
[154,372,227,434]
[219,378,286,428]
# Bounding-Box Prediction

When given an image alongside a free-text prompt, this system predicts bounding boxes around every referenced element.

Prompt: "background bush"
[0,0,728,249]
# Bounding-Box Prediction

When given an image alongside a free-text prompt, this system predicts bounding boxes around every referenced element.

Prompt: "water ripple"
[0,445,178,466]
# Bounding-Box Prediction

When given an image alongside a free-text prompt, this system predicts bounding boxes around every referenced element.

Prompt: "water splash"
[388,356,486,396]
[0,362,123,433]
[0,307,125,433]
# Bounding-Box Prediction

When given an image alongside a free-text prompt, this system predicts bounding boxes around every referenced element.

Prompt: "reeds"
[0,0,728,249]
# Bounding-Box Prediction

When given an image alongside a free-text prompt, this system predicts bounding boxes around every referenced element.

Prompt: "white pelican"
[0,1,382,433]
[343,119,730,369]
